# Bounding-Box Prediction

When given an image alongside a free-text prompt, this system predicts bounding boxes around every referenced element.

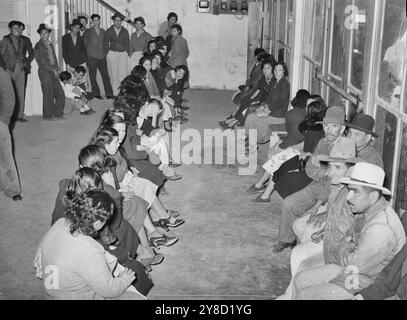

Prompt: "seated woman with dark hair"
[165,65,189,124]
[35,190,141,300]
[140,55,161,99]
[220,59,277,130]
[247,89,311,202]
[93,126,184,235]
[48,168,154,296]
[243,62,291,151]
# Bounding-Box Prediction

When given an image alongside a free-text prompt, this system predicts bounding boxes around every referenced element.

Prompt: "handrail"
[94,0,136,28]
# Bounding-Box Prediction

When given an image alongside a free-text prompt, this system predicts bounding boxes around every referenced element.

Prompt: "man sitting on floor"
[292,163,406,300]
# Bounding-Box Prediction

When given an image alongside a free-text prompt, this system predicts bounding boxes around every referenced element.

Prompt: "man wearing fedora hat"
[62,19,87,75]
[293,163,406,300]
[277,137,359,299]
[34,24,65,120]
[273,106,347,253]
[104,13,130,96]
[347,113,383,168]
[129,16,153,69]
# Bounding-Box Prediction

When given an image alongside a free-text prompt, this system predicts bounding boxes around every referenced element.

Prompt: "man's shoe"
[86,109,97,115]
[12,195,22,201]
[166,174,182,181]
[246,184,266,194]
[272,240,297,253]
[94,95,103,100]
[181,105,189,110]
[252,195,270,203]
[106,95,116,100]
[17,118,28,123]
[169,161,181,168]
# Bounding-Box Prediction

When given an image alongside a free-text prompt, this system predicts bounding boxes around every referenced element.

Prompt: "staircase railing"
[66,0,136,33]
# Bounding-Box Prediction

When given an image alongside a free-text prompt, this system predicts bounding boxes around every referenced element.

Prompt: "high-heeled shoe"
[152,219,170,232]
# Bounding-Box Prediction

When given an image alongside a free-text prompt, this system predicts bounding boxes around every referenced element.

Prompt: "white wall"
[109,0,248,90]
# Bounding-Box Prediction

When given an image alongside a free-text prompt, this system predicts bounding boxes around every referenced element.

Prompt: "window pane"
[287,0,294,46]
[395,122,407,214]
[349,0,373,90]
[279,0,287,41]
[378,0,407,106]
[302,0,315,57]
[312,0,325,63]
[311,76,322,95]
[327,77,344,106]
[374,106,398,190]
[329,0,350,79]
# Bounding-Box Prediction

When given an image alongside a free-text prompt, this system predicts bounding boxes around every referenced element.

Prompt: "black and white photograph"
[0,0,407,305]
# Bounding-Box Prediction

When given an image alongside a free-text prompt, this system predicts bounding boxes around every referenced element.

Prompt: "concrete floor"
[0,89,291,300]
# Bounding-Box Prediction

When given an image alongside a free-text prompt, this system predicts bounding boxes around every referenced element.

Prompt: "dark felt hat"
[346,113,378,137]
[71,19,82,28]
[37,23,52,34]
[134,16,146,26]
[111,13,124,21]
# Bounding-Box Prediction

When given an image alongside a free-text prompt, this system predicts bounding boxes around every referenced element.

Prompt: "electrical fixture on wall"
[230,0,238,11]
[220,0,228,11]
[197,0,211,13]
[240,0,249,12]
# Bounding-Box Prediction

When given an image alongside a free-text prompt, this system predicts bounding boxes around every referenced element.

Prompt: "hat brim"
[317,155,360,164]
[340,177,391,195]
[345,122,379,137]
[37,27,52,34]
[316,119,346,125]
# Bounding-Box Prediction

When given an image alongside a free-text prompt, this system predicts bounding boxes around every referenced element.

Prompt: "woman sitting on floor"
[219,59,278,130]
[35,189,141,300]
[48,168,154,296]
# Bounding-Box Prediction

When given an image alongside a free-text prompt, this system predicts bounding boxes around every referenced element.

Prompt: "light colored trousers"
[107,51,129,96]
[277,213,325,300]
[7,64,25,119]
[245,113,285,144]
[128,51,143,72]
[292,264,354,300]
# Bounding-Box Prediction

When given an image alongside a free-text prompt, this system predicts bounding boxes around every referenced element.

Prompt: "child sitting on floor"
[59,71,95,116]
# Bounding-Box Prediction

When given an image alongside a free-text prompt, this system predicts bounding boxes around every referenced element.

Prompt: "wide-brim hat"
[340,162,391,195]
[317,105,346,125]
[316,137,360,164]
[37,23,52,34]
[346,113,378,137]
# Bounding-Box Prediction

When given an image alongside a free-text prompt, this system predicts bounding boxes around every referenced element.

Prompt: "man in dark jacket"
[104,14,130,96]
[0,21,27,122]
[62,19,87,74]
[18,22,34,99]
[0,53,22,201]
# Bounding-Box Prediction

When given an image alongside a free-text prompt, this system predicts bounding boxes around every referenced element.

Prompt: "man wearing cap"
[34,24,65,120]
[293,163,406,300]
[277,137,359,299]
[62,19,87,75]
[0,51,22,201]
[83,14,114,99]
[273,106,347,253]
[0,21,27,122]
[347,113,383,168]
[129,17,153,68]
[104,13,130,96]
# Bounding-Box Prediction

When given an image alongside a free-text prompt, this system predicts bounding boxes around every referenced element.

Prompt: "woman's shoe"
[166,218,185,228]
[165,127,174,133]
[169,161,181,168]
[181,105,190,110]
[166,174,182,181]
[149,253,164,265]
[251,195,271,203]
[152,220,170,232]
[246,184,266,194]
[151,234,179,247]
[226,114,234,120]
[167,210,180,218]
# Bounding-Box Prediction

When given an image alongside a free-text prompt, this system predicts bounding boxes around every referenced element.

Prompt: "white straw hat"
[340,162,391,195]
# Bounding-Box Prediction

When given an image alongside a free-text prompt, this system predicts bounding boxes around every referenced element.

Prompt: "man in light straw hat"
[293,162,406,300]
[273,106,347,253]
[277,137,359,299]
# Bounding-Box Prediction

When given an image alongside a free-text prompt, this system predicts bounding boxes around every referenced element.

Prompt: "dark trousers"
[38,68,64,119]
[87,56,113,97]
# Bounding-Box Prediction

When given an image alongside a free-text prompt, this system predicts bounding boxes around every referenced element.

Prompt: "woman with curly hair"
[35,190,141,300]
